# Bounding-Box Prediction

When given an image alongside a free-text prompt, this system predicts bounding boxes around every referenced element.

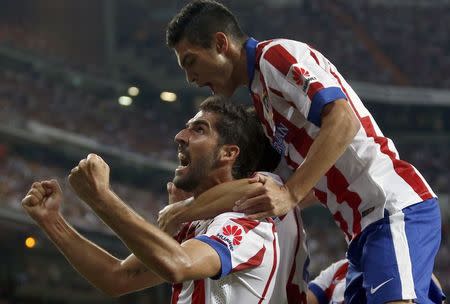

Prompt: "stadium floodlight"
[25,236,37,249]
[118,96,133,106]
[128,86,140,96]
[160,91,177,102]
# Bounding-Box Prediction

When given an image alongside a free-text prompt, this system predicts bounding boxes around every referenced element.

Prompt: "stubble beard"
[173,148,220,193]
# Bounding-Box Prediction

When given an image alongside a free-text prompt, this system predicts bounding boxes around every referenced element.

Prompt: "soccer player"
[164,1,442,303]
[21,96,281,303]
[307,259,446,304]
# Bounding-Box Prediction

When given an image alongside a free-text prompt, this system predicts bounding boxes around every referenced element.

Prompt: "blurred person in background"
[162,1,442,303]
[22,96,287,303]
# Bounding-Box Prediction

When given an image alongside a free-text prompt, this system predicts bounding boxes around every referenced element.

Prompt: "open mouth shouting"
[176,151,191,174]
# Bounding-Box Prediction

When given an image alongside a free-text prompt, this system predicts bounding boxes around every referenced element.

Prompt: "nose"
[174,128,188,146]
[185,70,196,84]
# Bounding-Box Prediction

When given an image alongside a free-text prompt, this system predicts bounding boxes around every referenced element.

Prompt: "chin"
[173,175,197,193]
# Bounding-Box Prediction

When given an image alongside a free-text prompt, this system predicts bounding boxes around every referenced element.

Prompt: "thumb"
[167,182,174,193]
[248,173,267,185]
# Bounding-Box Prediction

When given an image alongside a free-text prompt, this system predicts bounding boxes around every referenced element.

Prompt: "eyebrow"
[186,119,211,129]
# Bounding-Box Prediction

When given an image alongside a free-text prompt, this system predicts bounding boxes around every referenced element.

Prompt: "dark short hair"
[166,0,246,48]
[199,96,280,179]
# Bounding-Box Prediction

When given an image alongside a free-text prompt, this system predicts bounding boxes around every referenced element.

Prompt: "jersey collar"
[245,37,259,89]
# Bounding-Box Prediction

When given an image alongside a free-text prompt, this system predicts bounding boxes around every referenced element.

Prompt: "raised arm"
[68,154,223,283]
[21,180,164,297]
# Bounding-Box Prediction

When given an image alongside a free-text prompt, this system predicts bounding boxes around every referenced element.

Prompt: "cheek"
[205,55,229,76]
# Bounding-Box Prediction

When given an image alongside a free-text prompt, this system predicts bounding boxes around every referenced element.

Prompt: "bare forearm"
[297,190,318,209]
[39,214,125,295]
[177,179,256,222]
[286,100,359,204]
[90,190,192,282]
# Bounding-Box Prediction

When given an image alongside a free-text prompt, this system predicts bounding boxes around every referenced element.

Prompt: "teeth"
[178,153,189,166]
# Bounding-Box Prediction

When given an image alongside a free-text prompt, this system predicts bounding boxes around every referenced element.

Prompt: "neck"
[230,40,250,88]
[192,170,235,198]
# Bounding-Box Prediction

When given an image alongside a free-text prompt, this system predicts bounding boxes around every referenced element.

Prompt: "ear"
[219,145,240,162]
[214,32,229,54]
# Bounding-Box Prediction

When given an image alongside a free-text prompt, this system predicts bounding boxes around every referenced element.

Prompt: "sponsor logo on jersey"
[292,66,317,92]
[217,225,243,251]
[272,123,289,155]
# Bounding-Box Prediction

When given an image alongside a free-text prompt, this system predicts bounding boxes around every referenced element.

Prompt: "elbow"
[340,102,360,143]
[165,265,190,284]
[102,265,132,298]
[101,286,130,298]
[163,259,193,284]
[96,285,125,298]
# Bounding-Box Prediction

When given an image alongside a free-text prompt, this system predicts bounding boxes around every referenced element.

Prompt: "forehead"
[174,38,208,65]
[187,110,219,129]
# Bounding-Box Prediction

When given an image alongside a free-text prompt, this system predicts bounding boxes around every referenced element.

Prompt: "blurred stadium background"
[0,0,448,302]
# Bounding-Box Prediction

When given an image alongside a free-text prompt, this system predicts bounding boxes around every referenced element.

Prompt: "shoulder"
[257,39,309,62]
[210,212,275,235]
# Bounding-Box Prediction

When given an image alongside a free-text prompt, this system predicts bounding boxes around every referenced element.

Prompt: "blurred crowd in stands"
[117,0,450,88]
[1,1,448,88]
[339,1,450,88]
[0,68,177,162]
[0,153,166,233]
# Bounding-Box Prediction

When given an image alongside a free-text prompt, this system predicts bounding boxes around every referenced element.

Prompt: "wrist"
[85,187,114,210]
[172,198,194,223]
[284,184,304,207]
[37,212,64,230]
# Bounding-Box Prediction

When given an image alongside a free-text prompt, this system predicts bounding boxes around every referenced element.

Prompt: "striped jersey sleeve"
[308,259,348,304]
[195,212,276,280]
[258,40,347,126]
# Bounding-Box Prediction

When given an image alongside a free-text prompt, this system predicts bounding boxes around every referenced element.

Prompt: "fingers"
[42,179,62,195]
[234,186,267,209]
[234,194,274,214]
[23,182,45,202]
[167,182,174,194]
[31,182,46,197]
[22,181,47,208]
[247,173,268,185]
[21,194,40,208]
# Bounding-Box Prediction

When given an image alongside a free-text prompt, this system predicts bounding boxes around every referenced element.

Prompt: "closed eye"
[193,125,205,134]
[187,57,196,67]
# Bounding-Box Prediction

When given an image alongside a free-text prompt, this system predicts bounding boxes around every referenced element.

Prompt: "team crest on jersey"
[272,123,289,155]
[216,225,243,251]
[291,65,317,93]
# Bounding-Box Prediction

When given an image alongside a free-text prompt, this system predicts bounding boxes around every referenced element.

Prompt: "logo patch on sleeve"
[290,65,317,93]
[216,225,243,250]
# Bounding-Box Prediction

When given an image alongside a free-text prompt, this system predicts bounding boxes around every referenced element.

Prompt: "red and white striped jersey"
[270,206,309,304]
[308,259,348,304]
[245,38,435,242]
[172,212,279,304]
[259,172,309,304]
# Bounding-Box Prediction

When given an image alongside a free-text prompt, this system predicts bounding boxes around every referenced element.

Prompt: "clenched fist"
[69,153,109,205]
[68,153,110,206]
[22,179,63,224]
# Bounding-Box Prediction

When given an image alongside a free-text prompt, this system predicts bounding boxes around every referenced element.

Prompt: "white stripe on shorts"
[389,211,416,299]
